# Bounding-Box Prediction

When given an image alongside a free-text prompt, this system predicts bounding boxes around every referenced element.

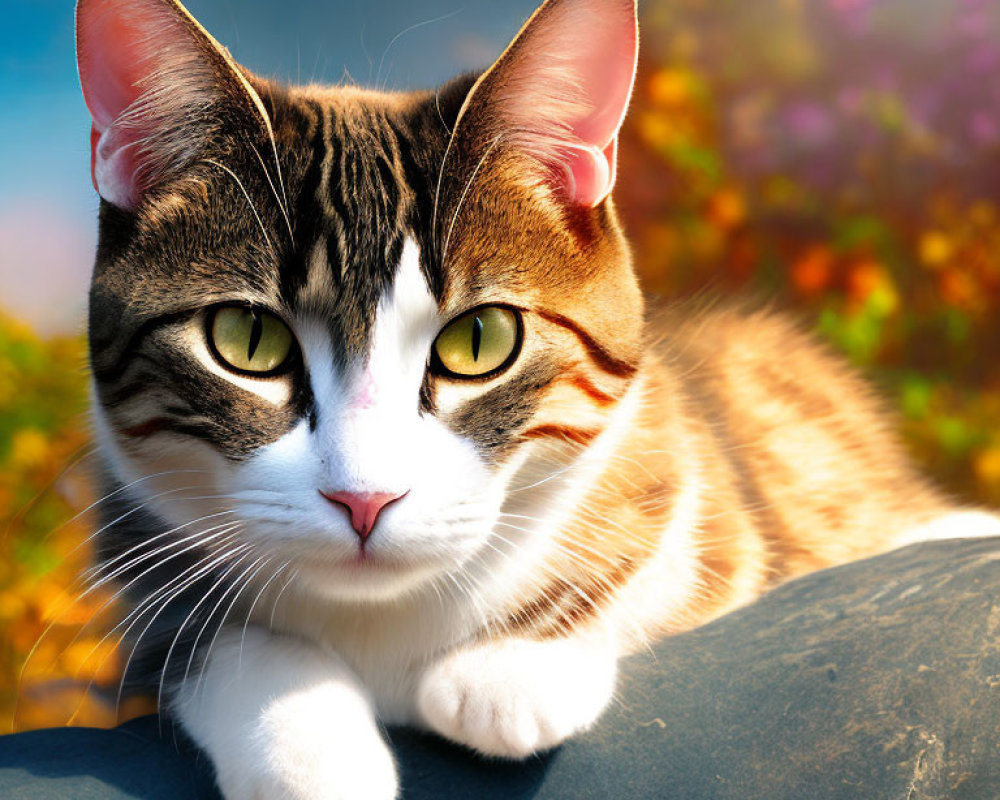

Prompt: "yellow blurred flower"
[650,68,693,107]
[974,447,1000,501]
[10,429,50,470]
[847,260,899,315]
[638,111,677,148]
[919,231,953,268]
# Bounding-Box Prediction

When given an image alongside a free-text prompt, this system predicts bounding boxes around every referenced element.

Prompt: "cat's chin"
[294,552,450,603]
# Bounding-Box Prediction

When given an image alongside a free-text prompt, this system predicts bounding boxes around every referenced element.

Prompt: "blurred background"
[1,0,998,731]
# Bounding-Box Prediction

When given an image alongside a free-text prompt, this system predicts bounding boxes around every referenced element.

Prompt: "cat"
[74,0,1000,797]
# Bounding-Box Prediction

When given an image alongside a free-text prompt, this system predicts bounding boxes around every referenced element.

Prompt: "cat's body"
[75,0,1000,797]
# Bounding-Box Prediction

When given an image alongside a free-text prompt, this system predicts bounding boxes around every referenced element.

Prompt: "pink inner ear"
[562,140,619,209]
[76,0,216,208]
[566,15,638,153]
[78,4,166,205]
[89,125,100,192]
[479,0,638,207]
[78,10,155,132]
[557,113,627,209]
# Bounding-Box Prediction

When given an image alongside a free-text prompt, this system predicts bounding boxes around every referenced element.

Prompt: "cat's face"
[80,0,642,602]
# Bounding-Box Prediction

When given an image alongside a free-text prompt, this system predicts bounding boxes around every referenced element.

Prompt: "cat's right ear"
[76,0,267,209]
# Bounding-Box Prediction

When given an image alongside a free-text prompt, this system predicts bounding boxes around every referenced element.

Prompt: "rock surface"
[393,537,1000,799]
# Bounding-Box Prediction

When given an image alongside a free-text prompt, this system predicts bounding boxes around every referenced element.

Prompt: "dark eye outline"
[204,303,299,378]
[429,304,524,381]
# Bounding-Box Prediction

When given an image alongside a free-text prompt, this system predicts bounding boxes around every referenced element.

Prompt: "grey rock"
[393,537,1000,799]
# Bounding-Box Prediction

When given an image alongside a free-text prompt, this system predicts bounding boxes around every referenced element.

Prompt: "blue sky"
[0,0,539,333]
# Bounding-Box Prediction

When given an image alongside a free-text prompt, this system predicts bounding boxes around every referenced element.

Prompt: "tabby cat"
[75,0,1000,797]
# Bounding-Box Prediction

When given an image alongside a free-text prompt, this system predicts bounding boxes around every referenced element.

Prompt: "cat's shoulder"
[648,295,834,367]
[645,294,888,420]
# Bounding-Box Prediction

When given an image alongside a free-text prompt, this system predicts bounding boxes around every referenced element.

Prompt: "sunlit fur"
[76,0,1000,797]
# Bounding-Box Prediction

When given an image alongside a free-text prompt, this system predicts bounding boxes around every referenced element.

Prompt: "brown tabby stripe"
[564,373,619,406]
[446,358,559,459]
[535,309,638,378]
[504,556,638,639]
[519,424,601,446]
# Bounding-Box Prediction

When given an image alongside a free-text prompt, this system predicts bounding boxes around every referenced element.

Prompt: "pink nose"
[321,490,407,540]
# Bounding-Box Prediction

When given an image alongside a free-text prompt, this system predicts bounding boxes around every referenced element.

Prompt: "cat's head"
[78,0,643,603]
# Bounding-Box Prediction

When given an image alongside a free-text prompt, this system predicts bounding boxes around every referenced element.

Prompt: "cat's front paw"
[174,628,397,800]
[212,688,398,800]
[416,637,617,758]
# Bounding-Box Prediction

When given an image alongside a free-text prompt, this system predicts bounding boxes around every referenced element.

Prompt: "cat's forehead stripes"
[274,92,434,363]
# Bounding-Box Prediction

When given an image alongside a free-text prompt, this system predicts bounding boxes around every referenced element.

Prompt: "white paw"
[216,720,397,800]
[416,637,616,758]
[174,628,398,800]
[212,687,398,800]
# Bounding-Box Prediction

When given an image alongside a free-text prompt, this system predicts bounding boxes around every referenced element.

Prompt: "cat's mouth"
[339,550,402,571]
[297,546,410,572]
[295,546,433,585]
[239,510,492,601]
[281,539,472,602]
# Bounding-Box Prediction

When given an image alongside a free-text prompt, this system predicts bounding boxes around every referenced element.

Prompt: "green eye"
[432,306,522,378]
[208,306,295,375]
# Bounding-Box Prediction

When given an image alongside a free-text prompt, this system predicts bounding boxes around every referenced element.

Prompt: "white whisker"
[185,553,272,701]
[238,559,293,670]
[441,133,504,266]
[203,159,277,260]
[156,545,258,714]
[248,138,294,242]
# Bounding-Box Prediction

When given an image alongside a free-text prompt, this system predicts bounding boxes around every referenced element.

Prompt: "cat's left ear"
[452,0,638,207]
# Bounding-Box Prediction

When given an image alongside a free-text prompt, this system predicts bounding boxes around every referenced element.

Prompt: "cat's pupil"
[247,310,264,362]
[471,316,484,362]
